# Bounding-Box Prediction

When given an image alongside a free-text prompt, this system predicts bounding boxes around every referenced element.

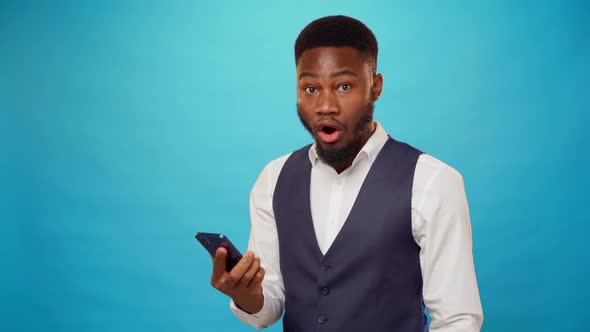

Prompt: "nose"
[316,90,339,115]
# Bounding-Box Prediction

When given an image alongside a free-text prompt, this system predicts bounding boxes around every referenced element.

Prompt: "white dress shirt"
[230,122,484,331]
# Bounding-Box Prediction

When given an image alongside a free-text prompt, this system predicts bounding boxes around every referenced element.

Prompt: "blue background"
[2,1,588,331]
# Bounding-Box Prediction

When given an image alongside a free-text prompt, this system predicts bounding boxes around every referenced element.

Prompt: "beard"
[297,101,375,170]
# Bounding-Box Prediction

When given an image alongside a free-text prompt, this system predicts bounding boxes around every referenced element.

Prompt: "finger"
[248,267,265,289]
[238,258,260,288]
[226,251,255,288]
[211,247,227,287]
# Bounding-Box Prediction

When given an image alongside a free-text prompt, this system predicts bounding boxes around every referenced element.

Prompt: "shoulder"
[250,152,294,198]
[415,153,464,186]
[255,143,314,185]
[413,153,467,213]
[261,152,293,180]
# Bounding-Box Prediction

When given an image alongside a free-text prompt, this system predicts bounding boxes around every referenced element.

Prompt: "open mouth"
[317,123,343,144]
[322,126,338,135]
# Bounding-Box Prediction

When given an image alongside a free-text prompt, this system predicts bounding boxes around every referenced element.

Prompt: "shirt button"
[321,262,329,271]
[320,287,330,296]
[318,315,327,324]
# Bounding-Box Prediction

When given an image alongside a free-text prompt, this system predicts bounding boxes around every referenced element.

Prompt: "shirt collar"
[308,121,390,168]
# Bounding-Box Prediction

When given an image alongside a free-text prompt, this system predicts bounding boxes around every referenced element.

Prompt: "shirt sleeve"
[229,155,290,329]
[412,157,484,332]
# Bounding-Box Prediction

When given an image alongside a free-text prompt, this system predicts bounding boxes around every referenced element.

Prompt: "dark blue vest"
[273,137,427,332]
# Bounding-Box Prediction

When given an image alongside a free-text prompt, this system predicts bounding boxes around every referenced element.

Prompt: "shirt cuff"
[229,295,274,330]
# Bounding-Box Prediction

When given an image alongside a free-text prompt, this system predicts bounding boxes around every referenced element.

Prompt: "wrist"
[233,293,264,315]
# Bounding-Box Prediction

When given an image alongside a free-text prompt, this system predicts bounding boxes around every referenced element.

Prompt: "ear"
[371,73,383,101]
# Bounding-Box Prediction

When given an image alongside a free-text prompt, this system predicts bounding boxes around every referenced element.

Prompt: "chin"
[317,139,345,150]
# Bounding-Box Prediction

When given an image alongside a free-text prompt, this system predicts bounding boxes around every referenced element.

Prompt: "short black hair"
[294,15,378,73]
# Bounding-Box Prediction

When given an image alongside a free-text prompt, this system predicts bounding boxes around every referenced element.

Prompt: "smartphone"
[196,232,243,272]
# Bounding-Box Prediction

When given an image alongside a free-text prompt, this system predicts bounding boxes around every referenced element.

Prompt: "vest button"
[320,287,330,296]
[321,263,329,271]
[318,315,327,324]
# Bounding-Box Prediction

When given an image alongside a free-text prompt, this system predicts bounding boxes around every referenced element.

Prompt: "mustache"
[315,118,346,131]
[296,106,347,133]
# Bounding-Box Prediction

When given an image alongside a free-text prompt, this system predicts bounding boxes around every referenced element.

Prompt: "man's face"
[296,47,382,170]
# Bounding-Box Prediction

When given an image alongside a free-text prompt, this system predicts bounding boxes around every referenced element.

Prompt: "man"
[210,15,483,331]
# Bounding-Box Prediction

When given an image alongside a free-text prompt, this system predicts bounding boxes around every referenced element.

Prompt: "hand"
[210,247,265,314]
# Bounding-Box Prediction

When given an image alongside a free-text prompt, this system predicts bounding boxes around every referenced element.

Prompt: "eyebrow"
[298,70,359,80]
[329,70,358,78]
[299,72,319,80]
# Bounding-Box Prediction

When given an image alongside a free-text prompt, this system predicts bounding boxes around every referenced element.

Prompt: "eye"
[337,84,351,92]
[304,86,318,94]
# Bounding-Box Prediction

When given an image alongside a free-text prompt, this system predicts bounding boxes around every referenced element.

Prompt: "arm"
[228,156,289,329]
[413,158,484,332]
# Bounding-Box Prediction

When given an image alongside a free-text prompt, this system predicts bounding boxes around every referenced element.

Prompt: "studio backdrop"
[1,1,588,331]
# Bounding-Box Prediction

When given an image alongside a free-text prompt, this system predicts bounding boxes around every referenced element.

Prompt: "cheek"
[346,91,369,105]
[340,102,371,132]
[297,97,315,112]
[297,103,314,122]
[297,95,314,111]
[339,97,367,118]
[297,88,314,103]
[338,87,368,105]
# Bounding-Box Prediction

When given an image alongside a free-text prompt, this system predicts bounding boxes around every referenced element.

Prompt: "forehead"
[297,47,369,75]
